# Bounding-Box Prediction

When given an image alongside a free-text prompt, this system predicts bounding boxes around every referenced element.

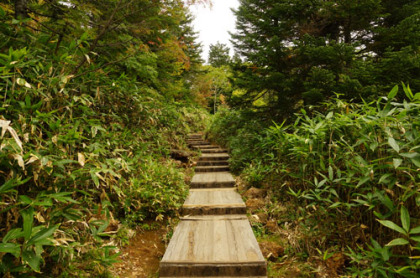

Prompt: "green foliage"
[0,0,208,276]
[191,65,233,113]
[208,42,231,68]
[208,86,420,275]
[230,0,420,116]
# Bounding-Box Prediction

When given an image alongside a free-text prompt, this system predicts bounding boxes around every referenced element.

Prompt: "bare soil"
[110,226,167,278]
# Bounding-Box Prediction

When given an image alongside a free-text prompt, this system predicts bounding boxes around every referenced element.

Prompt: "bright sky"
[189,0,240,62]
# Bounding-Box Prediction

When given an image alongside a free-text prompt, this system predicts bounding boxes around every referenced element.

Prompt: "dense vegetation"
[209,87,420,277]
[207,0,420,276]
[229,0,420,118]
[0,0,208,276]
[1,0,419,277]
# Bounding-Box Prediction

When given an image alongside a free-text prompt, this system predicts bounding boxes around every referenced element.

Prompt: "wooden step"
[192,145,220,150]
[195,166,230,173]
[182,188,246,216]
[187,138,203,142]
[159,215,267,277]
[160,276,267,278]
[188,141,210,146]
[187,139,208,143]
[199,153,230,161]
[188,137,203,141]
[200,149,228,154]
[197,160,229,166]
[190,172,235,188]
[188,134,203,138]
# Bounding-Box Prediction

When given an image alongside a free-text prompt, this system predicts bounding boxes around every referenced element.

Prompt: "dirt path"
[111,226,167,278]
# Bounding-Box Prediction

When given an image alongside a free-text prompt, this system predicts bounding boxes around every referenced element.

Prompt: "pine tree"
[230,0,420,116]
[208,42,231,67]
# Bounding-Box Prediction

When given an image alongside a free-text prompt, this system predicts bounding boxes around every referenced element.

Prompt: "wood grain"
[182,189,246,215]
[190,172,235,188]
[159,135,267,277]
[160,217,266,276]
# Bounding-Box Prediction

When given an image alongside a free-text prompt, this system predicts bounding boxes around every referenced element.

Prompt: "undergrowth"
[0,2,209,276]
[208,85,420,277]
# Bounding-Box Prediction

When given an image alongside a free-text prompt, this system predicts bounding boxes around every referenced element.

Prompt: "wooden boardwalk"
[160,134,267,277]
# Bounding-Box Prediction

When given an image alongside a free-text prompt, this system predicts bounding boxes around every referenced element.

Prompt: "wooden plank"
[160,263,267,277]
[184,188,243,206]
[161,137,267,277]
[188,141,210,146]
[181,215,248,221]
[197,160,229,166]
[182,189,246,215]
[190,172,235,188]
[200,149,228,154]
[189,188,238,192]
[187,136,203,140]
[192,145,220,149]
[199,153,230,161]
[160,216,266,276]
[195,165,230,173]
[182,205,246,216]
[161,276,267,278]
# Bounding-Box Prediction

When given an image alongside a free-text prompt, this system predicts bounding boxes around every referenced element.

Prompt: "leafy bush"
[0,2,208,276]
[208,85,420,276]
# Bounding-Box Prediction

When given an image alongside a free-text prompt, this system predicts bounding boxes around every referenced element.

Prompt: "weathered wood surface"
[184,189,244,206]
[160,134,266,277]
[190,172,235,188]
[199,153,230,161]
[192,145,220,149]
[188,141,210,146]
[188,134,203,138]
[195,165,230,173]
[160,216,266,276]
[197,160,229,166]
[183,188,246,215]
[200,149,228,154]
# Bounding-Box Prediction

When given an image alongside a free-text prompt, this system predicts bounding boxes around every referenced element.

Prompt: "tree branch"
[71,0,126,75]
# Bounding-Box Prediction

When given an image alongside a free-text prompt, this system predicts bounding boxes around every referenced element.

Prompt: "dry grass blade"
[0,119,23,151]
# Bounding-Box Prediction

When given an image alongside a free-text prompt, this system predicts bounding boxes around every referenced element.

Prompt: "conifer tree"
[208,42,231,67]
[230,0,420,116]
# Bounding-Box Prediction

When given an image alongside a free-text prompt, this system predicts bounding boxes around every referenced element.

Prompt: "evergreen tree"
[230,0,420,117]
[208,42,231,67]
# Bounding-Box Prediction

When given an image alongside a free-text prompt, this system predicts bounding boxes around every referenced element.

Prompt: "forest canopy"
[229,0,420,119]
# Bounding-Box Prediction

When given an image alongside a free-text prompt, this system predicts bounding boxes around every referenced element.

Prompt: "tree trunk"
[15,0,29,19]
[344,18,352,44]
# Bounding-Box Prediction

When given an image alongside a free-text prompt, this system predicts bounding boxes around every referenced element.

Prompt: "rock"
[244,187,267,199]
[259,241,284,261]
[246,198,265,210]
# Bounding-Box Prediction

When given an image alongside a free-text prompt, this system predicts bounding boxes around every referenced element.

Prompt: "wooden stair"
[197,161,229,166]
[192,145,221,150]
[195,165,230,173]
[160,134,267,277]
[200,149,229,154]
